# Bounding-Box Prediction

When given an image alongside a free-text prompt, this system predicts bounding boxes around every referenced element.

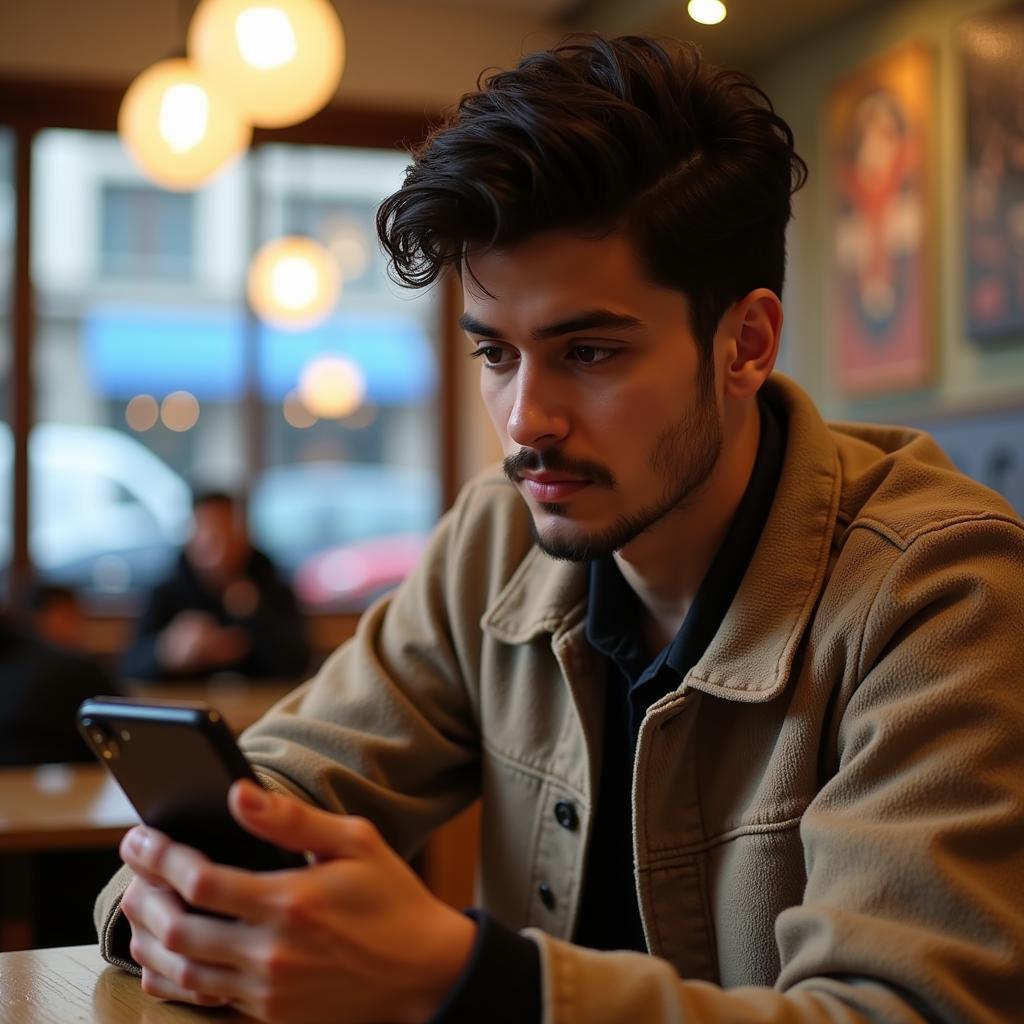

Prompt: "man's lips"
[519,472,591,503]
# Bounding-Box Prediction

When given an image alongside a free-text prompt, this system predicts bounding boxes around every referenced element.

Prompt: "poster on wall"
[960,7,1024,341]
[826,43,933,395]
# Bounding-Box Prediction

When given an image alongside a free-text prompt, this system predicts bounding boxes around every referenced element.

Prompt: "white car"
[0,422,192,595]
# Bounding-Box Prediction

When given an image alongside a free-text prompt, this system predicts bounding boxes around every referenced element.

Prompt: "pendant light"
[188,0,346,128]
[118,57,251,191]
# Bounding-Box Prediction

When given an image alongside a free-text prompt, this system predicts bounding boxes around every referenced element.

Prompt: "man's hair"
[377,34,808,352]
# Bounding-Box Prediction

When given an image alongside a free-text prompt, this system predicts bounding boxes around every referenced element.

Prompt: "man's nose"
[506,366,569,449]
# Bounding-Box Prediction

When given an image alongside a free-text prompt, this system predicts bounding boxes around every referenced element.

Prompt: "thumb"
[228,779,374,862]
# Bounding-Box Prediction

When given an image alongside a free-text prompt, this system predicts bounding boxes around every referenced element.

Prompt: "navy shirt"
[433,395,786,1022]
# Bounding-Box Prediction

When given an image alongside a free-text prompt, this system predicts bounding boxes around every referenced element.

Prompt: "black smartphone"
[77,696,307,872]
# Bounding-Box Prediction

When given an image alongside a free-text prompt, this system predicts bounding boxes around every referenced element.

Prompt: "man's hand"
[155,611,250,673]
[118,782,477,1024]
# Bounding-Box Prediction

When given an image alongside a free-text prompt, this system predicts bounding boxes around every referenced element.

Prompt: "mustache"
[503,448,615,488]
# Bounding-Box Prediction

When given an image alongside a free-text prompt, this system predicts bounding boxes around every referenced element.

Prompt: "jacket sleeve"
[235,479,510,857]
[95,480,508,964]
[524,517,1024,1024]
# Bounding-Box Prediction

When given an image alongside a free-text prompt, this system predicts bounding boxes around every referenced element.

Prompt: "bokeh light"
[283,389,318,428]
[688,0,727,26]
[189,0,345,128]
[298,355,365,419]
[247,236,340,331]
[125,394,159,432]
[161,391,201,432]
[118,58,251,190]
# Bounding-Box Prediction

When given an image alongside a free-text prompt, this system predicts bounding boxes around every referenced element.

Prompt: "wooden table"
[0,764,137,855]
[0,944,258,1023]
[0,682,302,951]
[0,680,300,856]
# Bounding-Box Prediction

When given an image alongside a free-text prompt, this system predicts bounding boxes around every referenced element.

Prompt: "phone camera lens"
[91,728,105,744]
[119,729,131,742]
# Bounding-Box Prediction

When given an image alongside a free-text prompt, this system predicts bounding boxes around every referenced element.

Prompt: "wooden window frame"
[0,77,459,653]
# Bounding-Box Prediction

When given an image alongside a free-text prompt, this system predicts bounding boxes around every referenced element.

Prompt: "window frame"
[0,76,460,639]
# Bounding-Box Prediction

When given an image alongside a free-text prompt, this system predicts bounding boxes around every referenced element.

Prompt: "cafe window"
[20,126,442,611]
[99,183,195,281]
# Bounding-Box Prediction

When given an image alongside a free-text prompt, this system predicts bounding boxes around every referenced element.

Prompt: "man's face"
[186,500,249,583]
[462,230,723,562]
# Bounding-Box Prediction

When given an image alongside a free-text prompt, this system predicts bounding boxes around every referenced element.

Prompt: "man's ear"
[719,289,782,400]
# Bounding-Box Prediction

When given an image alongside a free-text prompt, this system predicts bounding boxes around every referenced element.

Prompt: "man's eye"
[571,345,614,364]
[471,346,511,366]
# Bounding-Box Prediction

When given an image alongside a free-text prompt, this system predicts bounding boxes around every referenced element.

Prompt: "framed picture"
[826,43,933,394]
[960,6,1024,341]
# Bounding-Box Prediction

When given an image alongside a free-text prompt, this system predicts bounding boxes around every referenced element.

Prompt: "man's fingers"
[120,825,272,921]
[132,926,236,1006]
[138,963,231,1008]
[119,828,177,890]
[228,779,380,862]
[121,882,249,970]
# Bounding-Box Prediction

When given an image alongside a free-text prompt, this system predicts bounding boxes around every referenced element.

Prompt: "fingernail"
[129,828,151,854]
[238,783,268,813]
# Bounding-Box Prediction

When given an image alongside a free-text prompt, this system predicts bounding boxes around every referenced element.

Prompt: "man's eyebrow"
[458,309,646,341]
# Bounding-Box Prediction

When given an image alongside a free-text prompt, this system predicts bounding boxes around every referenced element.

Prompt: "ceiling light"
[188,0,346,128]
[118,58,251,190]
[688,0,727,26]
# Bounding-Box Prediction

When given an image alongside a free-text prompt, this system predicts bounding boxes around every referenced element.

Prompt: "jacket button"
[538,882,556,910]
[554,800,579,831]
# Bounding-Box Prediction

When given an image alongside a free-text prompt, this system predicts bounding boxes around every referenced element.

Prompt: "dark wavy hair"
[377,34,807,353]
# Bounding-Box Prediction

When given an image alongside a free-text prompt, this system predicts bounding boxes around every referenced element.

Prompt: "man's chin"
[530,518,608,563]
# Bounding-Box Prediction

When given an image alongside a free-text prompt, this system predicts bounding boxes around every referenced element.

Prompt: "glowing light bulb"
[118,58,250,190]
[247,236,340,330]
[688,0,727,26]
[235,7,298,69]
[298,355,365,419]
[158,83,210,153]
[271,255,320,310]
[189,0,345,128]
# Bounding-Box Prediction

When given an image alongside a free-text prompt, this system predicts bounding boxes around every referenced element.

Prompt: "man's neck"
[613,401,762,654]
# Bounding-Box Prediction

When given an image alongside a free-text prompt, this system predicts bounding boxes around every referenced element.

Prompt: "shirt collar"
[586,394,786,682]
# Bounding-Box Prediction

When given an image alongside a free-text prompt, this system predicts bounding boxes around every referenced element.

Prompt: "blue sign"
[84,304,437,404]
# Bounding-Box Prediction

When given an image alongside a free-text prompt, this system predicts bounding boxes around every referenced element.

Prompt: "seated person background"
[0,597,122,948]
[27,582,90,652]
[120,491,309,681]
[0,598,118,766]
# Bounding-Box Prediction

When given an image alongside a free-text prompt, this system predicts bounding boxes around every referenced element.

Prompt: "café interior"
[0,0,1023,1001]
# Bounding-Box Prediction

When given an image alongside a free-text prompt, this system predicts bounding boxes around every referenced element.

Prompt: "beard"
[503,365,723,562]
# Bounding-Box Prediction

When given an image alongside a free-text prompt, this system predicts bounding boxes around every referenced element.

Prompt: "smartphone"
[77,696,307,872]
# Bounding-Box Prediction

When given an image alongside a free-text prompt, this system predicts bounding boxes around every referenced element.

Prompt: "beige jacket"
[97,375,1024,1023]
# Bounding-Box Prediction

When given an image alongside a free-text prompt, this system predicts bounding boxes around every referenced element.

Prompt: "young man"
[96,36,1024,1023]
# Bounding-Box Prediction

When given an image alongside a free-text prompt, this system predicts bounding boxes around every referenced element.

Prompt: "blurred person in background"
[0,595,122,948]
[0,593,117,766]
[27,582,90,651]
[121,491,309,681]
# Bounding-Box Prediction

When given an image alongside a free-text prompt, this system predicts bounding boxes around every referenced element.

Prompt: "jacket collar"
[480,374,841,702]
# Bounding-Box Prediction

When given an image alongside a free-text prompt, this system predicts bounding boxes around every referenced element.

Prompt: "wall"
[755,0,1024,425]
